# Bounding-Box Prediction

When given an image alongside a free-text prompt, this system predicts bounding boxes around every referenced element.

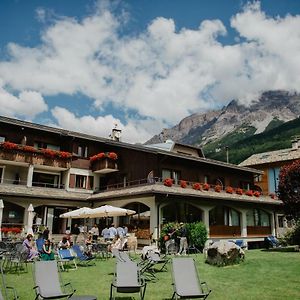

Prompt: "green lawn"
[4,250,300,299]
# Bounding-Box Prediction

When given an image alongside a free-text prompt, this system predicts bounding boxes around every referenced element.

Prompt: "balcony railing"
[0,178,65,189]
[247,226,271,236]
[0,142,72,169]
[91,157,118,174]
[209,225,241,237]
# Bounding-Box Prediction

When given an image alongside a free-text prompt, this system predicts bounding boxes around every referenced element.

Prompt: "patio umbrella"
[86,205,136,218]
[27,204,34,235]
[0,199,3,241]
[59,207,93,219]
[131,210,150,220]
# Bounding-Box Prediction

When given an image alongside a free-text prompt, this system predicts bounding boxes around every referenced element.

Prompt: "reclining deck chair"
[0,261,19,300]
[171,258,211,299]
[110,261,146,300]
[33,261,97,300]
[33,260,75,299]
[71,245,95,266]
[58,249,77,271]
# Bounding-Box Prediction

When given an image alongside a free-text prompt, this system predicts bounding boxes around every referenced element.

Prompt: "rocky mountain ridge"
[146,91,300,147]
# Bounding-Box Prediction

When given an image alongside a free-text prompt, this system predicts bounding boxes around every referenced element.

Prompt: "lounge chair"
[33,261,97,300]
[171,258,211,299]
[71,245,95,266]
[33,260,76,299]
[110,261,146,300]
[58,249,77,270]
[0,261,19,300]
[35,238,45,254]
[264,236,280,249]
[146,251,169,272]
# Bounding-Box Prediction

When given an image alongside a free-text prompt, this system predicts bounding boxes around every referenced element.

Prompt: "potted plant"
[192,182,201,190]
[245,190,253,196]
[215,185,222,192]
[226,186,234,194]
[180,180,187,188]
[203,183,210,191]
[164,178,173,187]
[253,191,260,197]
[236,188,243,195]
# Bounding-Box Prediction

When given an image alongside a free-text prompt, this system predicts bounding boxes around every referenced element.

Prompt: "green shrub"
[283,221,300,245]
[186,222,208,251]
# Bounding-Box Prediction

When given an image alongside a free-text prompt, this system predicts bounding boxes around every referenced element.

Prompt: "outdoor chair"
[146,251,169,272]
[33,260,75,299]
[171,258,211,299]
[35,238,45,254]
[71,245,95,266]
[110,261,147,300]
[264,235,280,249]
[58,249,77,270]
[33,261,97,300]
[0,261,19,300]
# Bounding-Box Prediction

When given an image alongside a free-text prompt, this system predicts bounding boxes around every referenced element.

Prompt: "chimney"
[110,124,122,142]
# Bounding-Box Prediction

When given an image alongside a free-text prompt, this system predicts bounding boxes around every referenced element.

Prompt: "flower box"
[236,188,243,195]
[245,190,253,197]
[203,183,210,191]
[215,185,222,192]
[90,152,118,163]
[164,178,173,187]
[253,191,260,197]
[226,186,234,194]
[192,183,201,190]
[180,180,187,188]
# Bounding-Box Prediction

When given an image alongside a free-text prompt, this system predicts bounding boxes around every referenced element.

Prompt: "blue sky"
[0,0,300,143]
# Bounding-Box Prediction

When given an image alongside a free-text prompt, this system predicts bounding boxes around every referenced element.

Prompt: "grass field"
[4,249,300,299]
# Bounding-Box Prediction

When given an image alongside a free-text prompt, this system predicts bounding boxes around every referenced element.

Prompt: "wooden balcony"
[209,225,241,237]
[247,226,271,236]
[91,157,118,174]
[0,148,71,169]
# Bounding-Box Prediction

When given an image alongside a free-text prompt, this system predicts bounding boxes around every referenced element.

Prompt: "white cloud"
[51,106,156,143]
[0,2,300,141]
[0,82,48,119]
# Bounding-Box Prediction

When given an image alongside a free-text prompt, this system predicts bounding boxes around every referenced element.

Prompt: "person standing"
[177,222,188,255]
[72,224,80,244]
[42,227,50,240]
[90,224,99,241]
[101,225,110,241]
[108,223,117,240]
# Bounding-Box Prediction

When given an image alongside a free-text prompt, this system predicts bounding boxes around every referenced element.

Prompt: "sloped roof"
[240,147,300,167]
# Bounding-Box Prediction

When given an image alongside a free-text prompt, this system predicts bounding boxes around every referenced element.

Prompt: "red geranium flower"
[236,188,243,195]
[215,185,222,192]
[192,183,201,190]
[180,180,187,188]
[203,183,210,191]
[226,186,234,194]
[164,178,173,187]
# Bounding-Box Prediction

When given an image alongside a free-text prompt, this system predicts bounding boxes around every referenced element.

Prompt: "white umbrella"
[59,207,93,219]
[27,204,34,235]
[86,205,136,218]
[0,199,4,241]
[132,210,150,219]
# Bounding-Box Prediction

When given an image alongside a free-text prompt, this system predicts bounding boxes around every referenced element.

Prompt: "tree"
[278,160,300,221]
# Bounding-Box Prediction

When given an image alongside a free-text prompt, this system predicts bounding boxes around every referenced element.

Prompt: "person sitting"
[41,239,55,261]
[22,234,39,261]
[58,236,71,249]
[108,234,127,252]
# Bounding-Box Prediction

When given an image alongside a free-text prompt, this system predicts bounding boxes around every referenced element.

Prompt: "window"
[278,216,284,228]
[32,172,60,188]
[268,168,280,193]
[254,174,262,182]
[240,181,251,190]
[247,209,270,227]
[77,145,88,158]
[75,175,87,188]
[224,207,240,226]
[34,142,60,151]
[0,136,5,143]
[162,169,181,184]
[204,175,209,184]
